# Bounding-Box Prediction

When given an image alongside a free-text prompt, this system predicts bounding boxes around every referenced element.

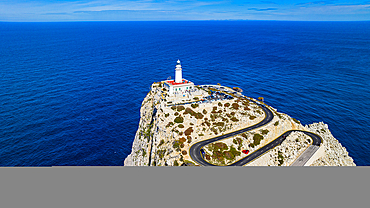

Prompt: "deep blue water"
[0,21,369,166]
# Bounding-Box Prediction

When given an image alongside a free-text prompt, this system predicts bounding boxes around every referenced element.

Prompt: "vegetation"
[184,127,193,136]
[177,106,185,111]
[165,122,174,128]
[230,117,239,122]
[250,133,264,148]
[184,107,204,119]
[277,151,284,166]
[183,160,195,166]
[274,121,279,126]
[157,149,166,159]
[224,103,230,107]
[205,142,241,165]
[187,136,192,143]
[231,103,239,110]
[178,124,184,128]
[194,97,199,100]
[249,115,256,120]
[191,103,199,108]
[261,129,269,135]
[174,112,179,116]
[203,109,207,114]
[173,160,179,166]
[174,116,184,123]
[182,150,187,155]
[159,139,164,146]
[142,149,146,157]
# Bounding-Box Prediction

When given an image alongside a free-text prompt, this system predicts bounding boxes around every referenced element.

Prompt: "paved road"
[189,92,322,166]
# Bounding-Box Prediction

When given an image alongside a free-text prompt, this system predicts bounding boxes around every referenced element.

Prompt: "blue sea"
[0,21,369,166]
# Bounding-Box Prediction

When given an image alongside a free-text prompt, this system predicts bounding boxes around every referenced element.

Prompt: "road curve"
[189,95,322,166]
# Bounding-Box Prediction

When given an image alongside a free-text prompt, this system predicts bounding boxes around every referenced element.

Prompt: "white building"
[163,60,195,97]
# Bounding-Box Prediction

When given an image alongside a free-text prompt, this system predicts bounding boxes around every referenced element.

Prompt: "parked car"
[242,150,249,154]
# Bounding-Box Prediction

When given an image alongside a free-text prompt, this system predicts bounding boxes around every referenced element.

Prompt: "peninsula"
[124,60,355,166]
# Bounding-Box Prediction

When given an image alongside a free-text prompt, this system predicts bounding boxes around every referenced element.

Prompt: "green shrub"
[191,103,199,108]
[249,115,256,120]
[203,109,207,114]
[174,160,179,166]
[274,121,279,126]
[171,106,176,110]
[174,116,184,123]
[261,129,269,135]
[194,97,199,100]
[174,112,179,116]
[224,103,230,107]
[178,124,184,128]
[252,133,264,146]
[214,122,225,127]
[187,136,192,143]
[278,151,284,166]
[218,102,222,107]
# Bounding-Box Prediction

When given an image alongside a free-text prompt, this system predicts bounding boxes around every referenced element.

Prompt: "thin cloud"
[248,8,277,11]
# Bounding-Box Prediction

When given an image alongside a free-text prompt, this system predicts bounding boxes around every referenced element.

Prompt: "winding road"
[189,92,322,166]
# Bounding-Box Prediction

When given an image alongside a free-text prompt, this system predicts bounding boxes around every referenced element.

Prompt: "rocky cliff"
[124,83,355,166]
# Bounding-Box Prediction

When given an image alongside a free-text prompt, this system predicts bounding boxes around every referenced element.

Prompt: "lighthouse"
[163,59,195,97]
[175,59,182,83]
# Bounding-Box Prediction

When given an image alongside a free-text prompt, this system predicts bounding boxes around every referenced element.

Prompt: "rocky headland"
[124,83,355,166]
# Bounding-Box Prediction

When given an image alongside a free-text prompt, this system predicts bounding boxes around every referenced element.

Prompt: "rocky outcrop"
[124,83,356,166]
[305,122,355,166]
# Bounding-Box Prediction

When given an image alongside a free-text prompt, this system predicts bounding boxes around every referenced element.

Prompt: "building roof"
[165,79,193,86]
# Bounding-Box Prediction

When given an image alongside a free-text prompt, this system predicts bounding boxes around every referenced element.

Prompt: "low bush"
[184,127,193,136]
[252,133,264,146]
[191,103,199,108]
[187,136,192,143]
[174,160,179,166]
[177,106,185,111]
[182,150,187,155]
[230,117,239,122]
[261,129,269,135]
[174,116,184,123]
[232,103,239,110]
[274,121,279,126]
[178,124,184,128]
[249,115,256,120]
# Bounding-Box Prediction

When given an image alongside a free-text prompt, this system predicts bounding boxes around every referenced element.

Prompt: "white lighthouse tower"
[175,59,182,83]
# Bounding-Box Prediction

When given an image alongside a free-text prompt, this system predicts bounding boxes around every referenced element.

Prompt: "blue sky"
[1,0,370,21]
